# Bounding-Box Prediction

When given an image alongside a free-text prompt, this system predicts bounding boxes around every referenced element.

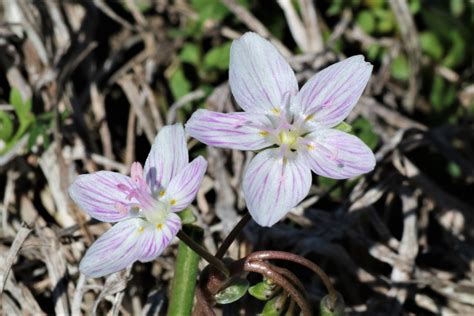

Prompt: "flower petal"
[166,156,207,212]
[69,171,136,222]
[144,124,189,193]
[79,219,143,277]
[242,149,312,227]
[185,109,273,150]
[302,129,375,179]
[295,55,372,129]
[229,32,298,113]
[136,213,181,262]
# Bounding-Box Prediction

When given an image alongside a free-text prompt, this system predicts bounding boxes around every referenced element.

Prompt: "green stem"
[167,227,201,316]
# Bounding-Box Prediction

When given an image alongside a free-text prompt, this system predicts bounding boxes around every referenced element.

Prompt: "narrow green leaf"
[169,67,191,100]
[0,112,13,141]
[420,32,444,60]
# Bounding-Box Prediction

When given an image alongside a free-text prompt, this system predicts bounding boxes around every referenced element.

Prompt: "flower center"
[144,200,170,225]
[277,130,299,148]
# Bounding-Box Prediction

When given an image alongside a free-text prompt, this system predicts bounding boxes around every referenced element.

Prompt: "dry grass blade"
[0,225,32,293]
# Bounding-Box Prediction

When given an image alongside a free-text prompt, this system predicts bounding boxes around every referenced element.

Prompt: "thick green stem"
[167,227,201,316]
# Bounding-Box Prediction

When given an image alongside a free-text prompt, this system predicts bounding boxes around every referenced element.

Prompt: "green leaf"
[320,293,345,316]
[178,208,197,225]
[366,43,381,61]
[390,55,410,81]
[374,8,394,33]
[450,0,465,16]
[203,42,231,71]
[169,67,191,100]
[9,88,23,108]
[334,122,352,133]
[214,278,249,304]
[261,294,288,316]
[430,75,456,111]
[180,43,200,66]
[420,32,444,60]
[443,31,465,68]
[409,0,421,14]
[0,112,13,141]
[327,1,343,16]
[248,279,278,301]
[356,11,375,34]
[9,88,34,127]
[191,0,230,22]
[365,0,385,9]
[352,118,379,150]
[447,162,462,179]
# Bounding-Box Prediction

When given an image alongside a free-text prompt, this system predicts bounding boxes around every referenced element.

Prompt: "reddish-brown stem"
[215,212,252,259]
[244,260,313,316]
[247,251,337,306]
[193,285,216,316]
[286,298,296,316]
[271,265,307,296]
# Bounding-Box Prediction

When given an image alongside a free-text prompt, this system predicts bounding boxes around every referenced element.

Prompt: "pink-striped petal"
[137,213,181,262]
[302,129,375,179]
[294,55,372,129]
[166,157,207,212]
[144,124,188,193]
[185,109,273,150]
[79,219,144,277]
[69,171,136,222]
[229,32,298,113]
[242,149,312,227]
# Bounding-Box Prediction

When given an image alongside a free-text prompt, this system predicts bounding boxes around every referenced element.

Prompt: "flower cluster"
[69,32,374,277]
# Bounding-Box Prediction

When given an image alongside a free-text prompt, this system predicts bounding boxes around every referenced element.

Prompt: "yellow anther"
[170,199,176,206]
[307,144,315,151]
[259,131,269,137]
[305,114,314,122]
[156,223,163,230]
[159,191,165,197]
[138,226,144,233]
[272,108,280,114]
